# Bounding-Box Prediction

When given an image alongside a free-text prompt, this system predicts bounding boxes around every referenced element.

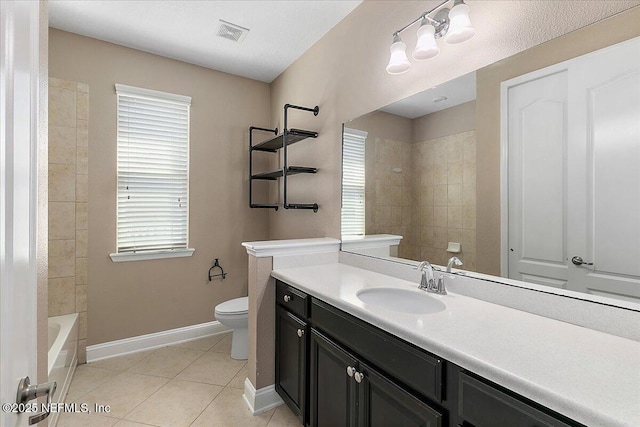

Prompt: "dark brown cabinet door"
[275,306,307,423]
[309,328,359,427]
[357,361,442,427]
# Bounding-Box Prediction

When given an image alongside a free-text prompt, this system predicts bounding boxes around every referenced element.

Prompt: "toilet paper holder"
[208,258,227,281]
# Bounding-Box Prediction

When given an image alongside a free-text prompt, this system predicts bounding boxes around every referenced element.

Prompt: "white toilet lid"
[215,296,248,315]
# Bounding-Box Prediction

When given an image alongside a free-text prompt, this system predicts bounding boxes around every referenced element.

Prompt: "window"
[110,84,193,262]
[341,127,367,237]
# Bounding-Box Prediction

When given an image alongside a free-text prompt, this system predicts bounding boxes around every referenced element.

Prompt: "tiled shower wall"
[364,137,415,259]
[48,77,89,363]
[412,131,476,270]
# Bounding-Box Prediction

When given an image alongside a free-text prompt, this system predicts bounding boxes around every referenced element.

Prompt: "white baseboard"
[243,378,283,415]
[86,321,230,363]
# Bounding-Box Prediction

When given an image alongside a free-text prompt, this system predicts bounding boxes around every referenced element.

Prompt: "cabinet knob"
[283,295,291,303]
[354,371,365,383]
[296,328,304,338]
[346,366,355,377]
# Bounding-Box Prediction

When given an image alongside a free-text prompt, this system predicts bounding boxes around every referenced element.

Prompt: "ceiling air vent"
[217,20,249,43]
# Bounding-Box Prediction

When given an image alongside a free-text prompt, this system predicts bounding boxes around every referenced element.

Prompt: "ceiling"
[48,0,362,83]
[380,71,477,119]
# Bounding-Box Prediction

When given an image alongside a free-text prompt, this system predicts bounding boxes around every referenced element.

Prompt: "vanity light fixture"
[386,0,475,75]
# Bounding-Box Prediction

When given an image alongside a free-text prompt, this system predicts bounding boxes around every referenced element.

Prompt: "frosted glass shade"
[444,2,475,44]
[386,39,411,74]
[413,23,440,60]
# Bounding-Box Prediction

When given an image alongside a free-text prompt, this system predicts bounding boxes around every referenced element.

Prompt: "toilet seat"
[215,296,248,316]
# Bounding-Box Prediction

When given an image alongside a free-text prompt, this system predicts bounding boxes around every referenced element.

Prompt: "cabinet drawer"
[311,298,442,403]
[276,280,309,319]
[459,372,579,427]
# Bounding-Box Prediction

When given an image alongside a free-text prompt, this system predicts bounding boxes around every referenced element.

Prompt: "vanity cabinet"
[274,280,583,427]
[275,282,310,424]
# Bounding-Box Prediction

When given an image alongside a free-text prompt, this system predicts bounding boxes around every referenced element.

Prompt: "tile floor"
[58,332,300,427]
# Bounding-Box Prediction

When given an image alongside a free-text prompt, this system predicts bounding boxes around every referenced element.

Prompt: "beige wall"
[413,101,476,142]
[475,7,640,275]
[267,0,638,246]
[48,77,89,362]
[49,29,271,345]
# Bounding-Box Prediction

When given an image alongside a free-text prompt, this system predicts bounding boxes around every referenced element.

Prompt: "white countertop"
[272,263,640,427]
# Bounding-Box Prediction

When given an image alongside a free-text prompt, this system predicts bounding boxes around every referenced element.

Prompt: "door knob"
[16,376,57,425]
[571,256,593,266]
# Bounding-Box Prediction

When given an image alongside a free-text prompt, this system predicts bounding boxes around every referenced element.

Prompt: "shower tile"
[48,277,76,316]
[49,202,76,240]
[78,339,87,364]
[79,311,87,340]
[448,162,463,185]
[267,403,301,427]
[50,239,75,258]
[49,251,75,279]
[227,362,248,389]
[76,258,88,285]
[49,164,76,202]
[127,346,204,378]
[76,174,88,203]
[50,77,77,90]
[176,350,245,386]
[77,121,88,147]
[89,349,156,372]
[77,92,89,120]
[171,334,226,352]
[76,203,88,230]
[77,82,89,93]
[210,333,232,354]
[57,412,117,427]
[49,86,77,127]
[50,126,77,165]
[76,285,87,312]
[448,184,463,206]
[78,372,168,418]
[77,146,88,175]
[76,229,88,258]
[66,365,119,403]
[191,387,275,427]
[125,379,222,427]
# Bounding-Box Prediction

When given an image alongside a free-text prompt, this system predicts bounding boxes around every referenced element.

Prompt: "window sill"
[109,248,195,263]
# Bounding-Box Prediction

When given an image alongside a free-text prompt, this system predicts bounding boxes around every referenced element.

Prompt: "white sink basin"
[356,287,446,314]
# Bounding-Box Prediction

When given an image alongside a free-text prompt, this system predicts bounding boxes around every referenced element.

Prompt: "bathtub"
[48,314,79,427]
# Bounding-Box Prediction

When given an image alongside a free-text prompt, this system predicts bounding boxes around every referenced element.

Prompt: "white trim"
[242,237,341,258]
[109,248,195,262]
[115,83,192,104]
[341,234,403,251]
[242,378,283,415]
[86,320,230,362]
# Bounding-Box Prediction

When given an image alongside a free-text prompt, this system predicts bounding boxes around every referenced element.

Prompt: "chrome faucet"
[446,256,463,273]
[414,261,435,291]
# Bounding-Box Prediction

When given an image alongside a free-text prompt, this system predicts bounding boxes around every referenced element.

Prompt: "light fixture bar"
[392,0,450,37]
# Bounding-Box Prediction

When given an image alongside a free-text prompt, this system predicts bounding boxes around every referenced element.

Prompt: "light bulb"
[386,35,411,74]
[412,21,440,60]
[444,1,475,44]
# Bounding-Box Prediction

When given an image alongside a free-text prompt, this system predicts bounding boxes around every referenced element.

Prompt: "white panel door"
[1,1,43,426]
[506,37,640,303]
[567,37,640,302]
[507,70,570,289]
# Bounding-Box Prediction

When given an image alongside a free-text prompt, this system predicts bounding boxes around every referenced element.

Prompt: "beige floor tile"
[56,411,118,427]
[171,334,227,352]
[125,379,223,427]
[176,351,245,386]
[78,372,168,418]
[209,333,232,354]
[127,347,204,378]
[89,349,157,371]
[227,362,248,389]
[267,404,302,427]
[113,420,158,427]
[66,365,120,402]
[191,387,275,427]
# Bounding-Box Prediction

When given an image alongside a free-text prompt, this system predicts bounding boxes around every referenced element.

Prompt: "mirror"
[341,14,640,309]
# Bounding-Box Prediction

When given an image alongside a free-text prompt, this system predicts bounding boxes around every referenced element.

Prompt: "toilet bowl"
[214,296,248,360]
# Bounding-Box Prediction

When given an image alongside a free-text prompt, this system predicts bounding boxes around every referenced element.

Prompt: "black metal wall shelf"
[249,104,320,212]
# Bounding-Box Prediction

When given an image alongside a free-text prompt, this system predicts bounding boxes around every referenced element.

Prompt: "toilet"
[214,296,248,360]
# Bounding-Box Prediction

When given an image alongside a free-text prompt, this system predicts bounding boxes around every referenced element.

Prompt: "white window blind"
[115,84,191,254]
[341,128,367,237]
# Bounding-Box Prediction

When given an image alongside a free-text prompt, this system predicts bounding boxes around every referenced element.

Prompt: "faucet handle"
[436,275,447,295]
